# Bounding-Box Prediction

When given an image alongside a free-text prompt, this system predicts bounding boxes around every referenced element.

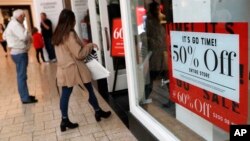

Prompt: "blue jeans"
[60,83,100,118]
[11,53,30,102]
[84,83,100,111]
[60,87,73,118]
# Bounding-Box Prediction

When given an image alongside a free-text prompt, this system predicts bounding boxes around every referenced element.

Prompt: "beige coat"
[55,31,93,87]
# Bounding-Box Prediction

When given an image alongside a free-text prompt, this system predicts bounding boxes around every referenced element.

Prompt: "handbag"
[84,50,98,63]
[85,59,110,80]
[68,46,110,81]
[84,50,110,80]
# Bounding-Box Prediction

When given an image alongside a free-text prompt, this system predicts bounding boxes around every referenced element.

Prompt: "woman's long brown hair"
[52,9,76,46]
[148,1,160,21]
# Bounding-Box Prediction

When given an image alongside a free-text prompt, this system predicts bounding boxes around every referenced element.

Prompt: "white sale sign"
[171,31,240,102]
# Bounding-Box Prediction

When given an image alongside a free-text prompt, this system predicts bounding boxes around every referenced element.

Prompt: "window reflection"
[132,0,205,140]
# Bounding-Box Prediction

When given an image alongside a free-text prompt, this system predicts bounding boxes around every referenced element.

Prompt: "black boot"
[95,109,111,122]
[60,118,79,132]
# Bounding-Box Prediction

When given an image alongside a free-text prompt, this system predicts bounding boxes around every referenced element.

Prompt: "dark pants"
[83,83,100,110]
[11,53,30,102]
[35,48,45,63]
[145,71,160,99]
[60,83,100,118]
[44,37,56,60]
[1,41,7,53]
[60,86,73,118]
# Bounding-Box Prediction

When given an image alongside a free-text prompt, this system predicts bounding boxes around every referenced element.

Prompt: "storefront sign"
[136,6,146,34]
[167,23,248,132]
[171,31,239,102]
[111,18,124,57]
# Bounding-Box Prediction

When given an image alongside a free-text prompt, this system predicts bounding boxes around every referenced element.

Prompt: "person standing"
[32,27,45,63]
[145,1,167,99]
[40,12,56,62]
[0,23,8,57]
[3,9,38,104]
[52,9,111,132]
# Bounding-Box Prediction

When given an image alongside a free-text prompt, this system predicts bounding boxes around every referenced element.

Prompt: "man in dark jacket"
[40,12,56,62]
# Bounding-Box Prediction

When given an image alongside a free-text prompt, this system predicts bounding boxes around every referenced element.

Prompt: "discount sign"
[171,31,239,102]
[111,18,124,57]
[167,23,248,132]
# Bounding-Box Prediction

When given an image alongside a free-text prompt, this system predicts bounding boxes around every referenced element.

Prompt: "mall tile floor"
[0,49,137,141]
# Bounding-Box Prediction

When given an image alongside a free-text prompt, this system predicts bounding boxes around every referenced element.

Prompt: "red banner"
[166,23,248,132]
[111,18,124,57]
[136,6,146,26]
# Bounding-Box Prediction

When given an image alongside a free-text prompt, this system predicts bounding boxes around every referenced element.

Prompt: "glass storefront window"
[123,0,249,140]
[129,1,205,140]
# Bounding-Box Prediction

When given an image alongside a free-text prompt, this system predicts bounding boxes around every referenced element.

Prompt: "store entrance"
[89,0,127,93]
[88,0,129,126]
[0,5,33,31]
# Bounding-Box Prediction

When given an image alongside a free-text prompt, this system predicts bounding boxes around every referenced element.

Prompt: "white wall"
[33,0,64,31]
[173,0,211,22]
[211,0,250,22]
[71,0,88,40]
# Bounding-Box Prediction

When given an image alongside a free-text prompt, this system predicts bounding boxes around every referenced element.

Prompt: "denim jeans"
[60,87,73,118]
[44,37,56,60]
[11,53,30,102]
[60,83,100,118]
[84,83,100,111]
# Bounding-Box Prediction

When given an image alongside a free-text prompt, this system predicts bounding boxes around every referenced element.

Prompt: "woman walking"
[145,1,167,99]
[52,9,111,132]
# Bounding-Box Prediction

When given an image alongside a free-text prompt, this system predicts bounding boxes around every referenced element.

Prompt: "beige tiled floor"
[0,49,137,141]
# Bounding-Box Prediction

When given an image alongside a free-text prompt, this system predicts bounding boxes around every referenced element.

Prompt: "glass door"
[97,0,128,92]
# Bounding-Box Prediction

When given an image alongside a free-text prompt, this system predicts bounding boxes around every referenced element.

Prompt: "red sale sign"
[136,6,146,26]
[166,23,248,132]
[111,18,124,57]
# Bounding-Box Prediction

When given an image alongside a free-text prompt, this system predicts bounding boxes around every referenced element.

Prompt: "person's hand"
[82,39,89,46]
[92,43,98,50]
[41,21,46,27]
[86,43,99,50]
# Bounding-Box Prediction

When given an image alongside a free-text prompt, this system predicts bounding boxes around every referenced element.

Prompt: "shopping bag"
[85,59,110,80]
[84,50,98,63]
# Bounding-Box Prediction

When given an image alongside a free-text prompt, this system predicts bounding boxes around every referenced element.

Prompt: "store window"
[129,1,205,140]
[126,0,249,140]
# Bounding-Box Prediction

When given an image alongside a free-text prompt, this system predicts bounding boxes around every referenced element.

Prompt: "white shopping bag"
[86,59,110,80]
